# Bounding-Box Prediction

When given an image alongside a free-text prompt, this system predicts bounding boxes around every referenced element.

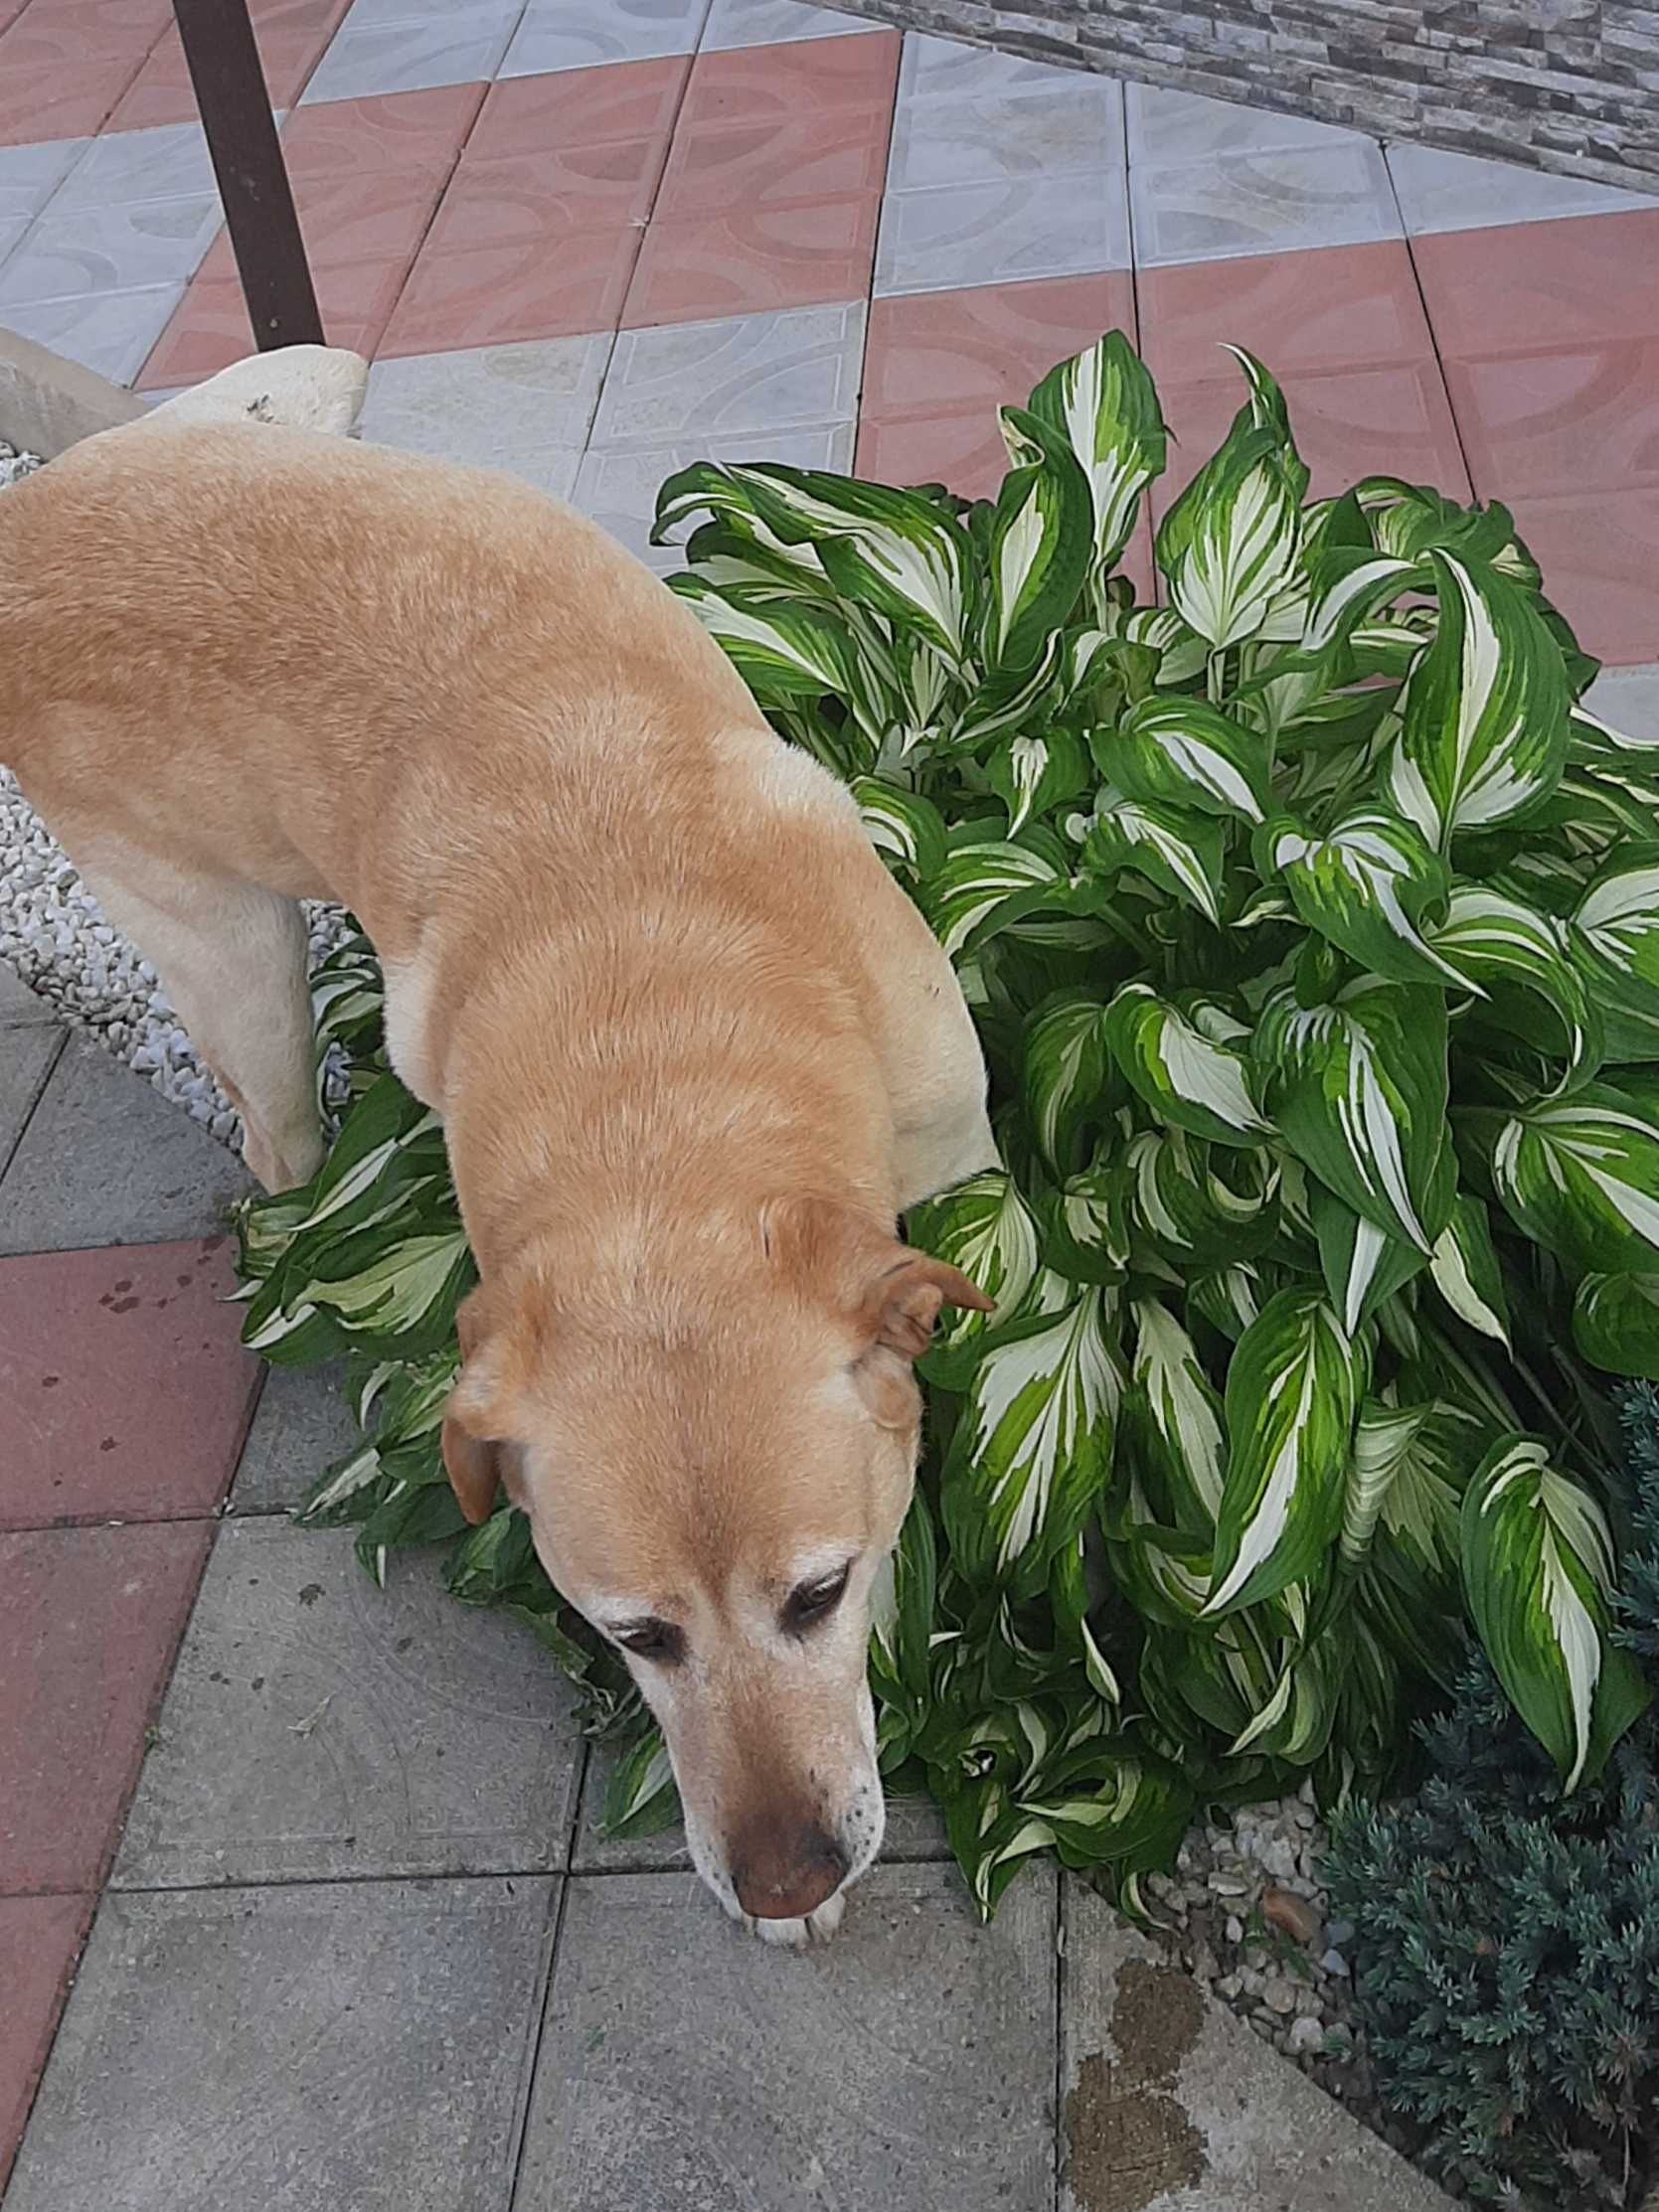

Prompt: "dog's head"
[440,1198,990,1938]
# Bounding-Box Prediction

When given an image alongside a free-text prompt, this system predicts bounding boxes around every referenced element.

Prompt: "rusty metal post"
[171,0,324,351]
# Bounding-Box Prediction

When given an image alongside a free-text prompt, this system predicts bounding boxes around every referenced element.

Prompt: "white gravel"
[1,435,351,1146]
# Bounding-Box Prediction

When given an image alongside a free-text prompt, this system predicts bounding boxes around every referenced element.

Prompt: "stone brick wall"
[839,1,1659,188]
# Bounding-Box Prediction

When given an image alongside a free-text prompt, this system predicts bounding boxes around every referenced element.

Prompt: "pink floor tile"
[1137,240,1434,387]
[279,80,485,180]
[1447,341,1659,500]
[0,52,137,143]
[199,162,447,280]
[137,255,408,386]
[1153,360,1471,512]
[857,404,1009,501]
[0,1239,259,1531]
[2,0,162,67]
[0,1521,211,1895]
[863,273,1137,420]
[103,31,197,131]
[379,228,641,353]
[1413,210,1659,360]
[1504,489,1659,666]
[0,1893,92,2196]
[105,5,345,131]
[656,109,891,220]
[470,56,689,161]
[681,31,901,129]
[624,195,877,328]
[426,143,664,251]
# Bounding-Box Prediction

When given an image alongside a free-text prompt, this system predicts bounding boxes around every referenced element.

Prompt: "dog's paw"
[746,1889,846,1949]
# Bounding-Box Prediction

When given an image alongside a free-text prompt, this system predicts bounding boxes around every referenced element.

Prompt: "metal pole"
[171,0,324,351]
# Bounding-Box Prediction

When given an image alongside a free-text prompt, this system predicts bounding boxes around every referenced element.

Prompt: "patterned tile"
[198,161,445,279]
[1136,239,1432,385]
[470,56,688,158]
[897,30,1072,104]
[0,212,24,265]
[0,136,85,224]
[1388,142,1659,237]
[299,7,520,104]
[0,1894,91,2199]
[361,333,611,465]
[0,1522,211,1895]
[875,174,1131,297]
[0,1239,258,1531]
[887,79,1124,192]
[137,257,407,385]
[1476,489,1659,665]
[0,195,222,305]
[681,31,900,127]
[625,195,878,326]
[0,55,137,146]
[863,271,1135,417]
[1130,141,1402,266]
[1447,343,1659,500]
[591,300,863,444]
[4,281,184,386]
[657,108,892,218]
[575,420,854,566]
[856,402,1012,501]
[1154,360,1469,510]
[279,79,484,176]
[52,119,216,210]
[701,0,883,49]
[426,144,665,247]
[501,0,708,77]
[379,228,641,353]
[1411,210,1659,358]
[1126,80,1367,163]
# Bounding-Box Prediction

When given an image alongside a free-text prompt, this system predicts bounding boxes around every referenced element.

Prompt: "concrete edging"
[0,326,146,461]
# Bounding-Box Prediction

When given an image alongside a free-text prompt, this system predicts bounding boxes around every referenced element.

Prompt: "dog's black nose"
[732,1822,847,1921]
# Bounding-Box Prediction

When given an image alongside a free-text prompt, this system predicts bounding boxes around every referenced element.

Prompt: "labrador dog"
[0,351,997,1945]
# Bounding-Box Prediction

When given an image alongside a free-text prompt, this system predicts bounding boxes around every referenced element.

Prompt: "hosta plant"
[236,331,1659,1914]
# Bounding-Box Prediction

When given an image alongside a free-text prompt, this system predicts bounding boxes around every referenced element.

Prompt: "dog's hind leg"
[74,852,325,1193]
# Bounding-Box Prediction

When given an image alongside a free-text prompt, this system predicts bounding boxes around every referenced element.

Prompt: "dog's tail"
[133,345,368,439]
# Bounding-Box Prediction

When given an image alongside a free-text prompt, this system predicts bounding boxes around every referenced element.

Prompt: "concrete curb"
[0,326,145,459]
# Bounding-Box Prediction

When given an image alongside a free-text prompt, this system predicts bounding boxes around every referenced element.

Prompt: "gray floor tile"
[500,0,709,77]
[53,121,217,212]
[360,335,610,478]
[6,1875,557,2212]
[1130,140,1402,266]
[1387,140,1659,236]
[898,30,1075,103]
[875,173,1132,295]
[701,0,881,49]
[0,211,28,267]
[589,302,864,448]
[230,1358,361,1514]
[1127,80,1368,164]
[0,959,58,1027]
[0,135,87,223]
[887,80,1126,192]
[1061,1880,1456,2208]
[573,420,856,569]
[300,8,522,103]
[112,1519,586,1887]
[0,282,185,388]
[518,1863,1058,2210]
[0,1024,61,1175]
[1582,659,1659,733]
[0,1031,250,1254]
[0,193,222,307]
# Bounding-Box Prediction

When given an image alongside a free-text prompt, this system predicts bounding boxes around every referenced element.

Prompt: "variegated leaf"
[987,726,1091,838]
[852,776,948,882]
[1460,1436,1647,1791]
[910,1169,1041,1373]
[1431,883,1598,1074]
[1155,420,1305,650]
[1389,553,1570,845]
[1257,808,1465,988]
[1023,992,1113,1175]
[1574,1271,1659,1379]
[1571,843,1659,1040]
[1205,1290,1363,1616]
[924,839,1066,960]
[1255,978,1452,1254]
[1340,1399,1430,1567]
[670,574,862,701]
[981,404,1094,673]
[1129,1296,1227,1534]
[1310,1183,1425,1337]
[1026,330,1168,571]
[1081,790,1225,924]
[1098,696,1270,824]
[1428,1191,1512,1346]
[1486,1083,1659,1274]
[1044,1162,1131,1288]
[1104,983,1272,1147]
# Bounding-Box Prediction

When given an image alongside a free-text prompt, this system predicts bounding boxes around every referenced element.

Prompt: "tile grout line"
[1051,1870,1067,2212]
[0,1026,63,1189]
[506,1865,574,2210]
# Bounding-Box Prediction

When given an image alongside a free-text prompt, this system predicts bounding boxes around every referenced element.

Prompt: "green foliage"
[1327,1386,1659,2211]
[236,331,1659,1912]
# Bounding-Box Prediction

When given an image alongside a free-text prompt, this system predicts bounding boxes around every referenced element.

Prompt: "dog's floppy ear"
[441,1282,512,1526]
[857,1246,996,1358]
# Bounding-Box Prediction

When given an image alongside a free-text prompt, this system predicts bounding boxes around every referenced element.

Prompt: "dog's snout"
[731,1821,847,1922]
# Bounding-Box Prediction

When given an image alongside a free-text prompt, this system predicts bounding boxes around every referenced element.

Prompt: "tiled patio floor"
[2,0,1657,2200]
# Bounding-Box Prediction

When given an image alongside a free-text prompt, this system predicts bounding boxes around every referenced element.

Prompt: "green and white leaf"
[1023,992,1112,1175]
[1082,791,1224,923]
[1100,696,1270,824]
[1130,1296,1227,1534]
[1105,982,1271,1147]
[1487,1083,1659,1273]
[852,776,948,881]
[1431,883,1597,1074]
[988,726,1091,838]
[1027,329,1167,570]
[1156,421,1305,650]
[1428,1191,1512,1347]
[1573,1271,1659,1380]
[1257,808,1465,988]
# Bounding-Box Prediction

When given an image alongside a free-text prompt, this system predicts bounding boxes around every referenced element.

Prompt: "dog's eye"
[783,1565,850,1635]
[613,1619,685,1665]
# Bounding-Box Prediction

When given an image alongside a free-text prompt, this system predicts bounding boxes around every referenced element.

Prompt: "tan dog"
[0,352,997,1943]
